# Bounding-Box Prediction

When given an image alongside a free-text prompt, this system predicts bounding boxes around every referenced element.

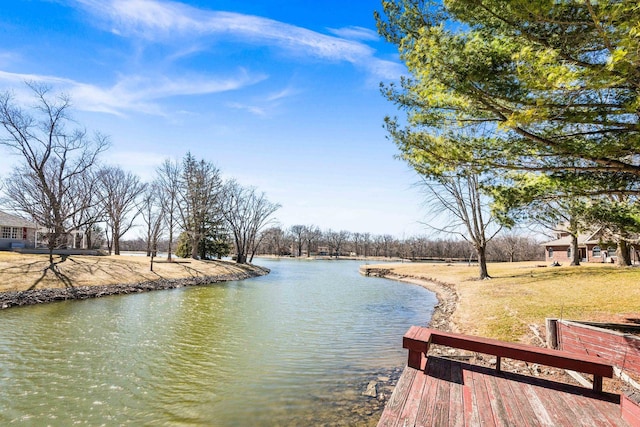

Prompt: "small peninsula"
[0,252,268,309]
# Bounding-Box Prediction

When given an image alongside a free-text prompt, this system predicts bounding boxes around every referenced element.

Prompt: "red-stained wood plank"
[377,366,419,427]
[577,392,628,427]
[395,360,429,426]
[462,362,479,427]
[415,357,445,426]
[520,382,556,426]
[482,376,509,426]
[469,363,496,426]
[557,321,640,378]
[433,357,452,426]
[498,371,543,427]
[536,382,593,427]
[621,394,640,426]
[448,361,465,427]
[556,386,624,427]
[487,371,528,426]
[524,376,581,426]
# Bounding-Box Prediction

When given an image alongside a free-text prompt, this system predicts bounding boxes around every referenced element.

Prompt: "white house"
[0,211,37,250]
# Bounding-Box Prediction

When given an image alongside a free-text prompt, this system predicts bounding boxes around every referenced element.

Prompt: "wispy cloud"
[227,85,300,117]
[327,26,380,42]
[0,69,266,116]
[227,102,267,117]
[72,0,403,78]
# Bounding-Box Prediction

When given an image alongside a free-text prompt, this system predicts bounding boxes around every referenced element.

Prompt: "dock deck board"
[378,356,629,427]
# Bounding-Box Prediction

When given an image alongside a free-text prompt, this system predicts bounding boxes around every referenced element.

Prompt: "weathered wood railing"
[403,326,614,392]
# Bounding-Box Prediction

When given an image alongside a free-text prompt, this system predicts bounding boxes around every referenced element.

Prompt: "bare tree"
[155,158,181,261]
[258,226,287,255]
[361,232,371,257]
[289,224,307,257]
[420,173,501,279]
[222,180,280,264]
[68,169,105,250]
[304,225,322,256]
[140,182,164,257]
[97,166,146,255]
[0,83,109,264]
[326,230,351,258]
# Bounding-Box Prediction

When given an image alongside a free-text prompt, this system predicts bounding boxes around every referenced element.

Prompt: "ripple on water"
[0,259,436,426]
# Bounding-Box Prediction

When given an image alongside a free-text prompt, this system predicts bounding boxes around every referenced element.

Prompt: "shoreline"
[0,264,269,310]
[360,266,459,332]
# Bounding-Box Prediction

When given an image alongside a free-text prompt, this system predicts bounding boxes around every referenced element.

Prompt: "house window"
[548,248,553,258]
[567,247,571,258]
[2,227,20,239]
[608,247,616,257]
[592,246,601,257]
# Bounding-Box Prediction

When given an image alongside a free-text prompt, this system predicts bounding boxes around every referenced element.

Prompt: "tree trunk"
[570,234,580,266]
[146,221,152,257]
[190,233,200,259]
[617,239,632,266]
[113,224,121,255]
[477,245,490,279]
[167,220,173,262]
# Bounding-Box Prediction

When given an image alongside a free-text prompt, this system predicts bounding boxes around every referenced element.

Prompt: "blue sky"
[0,0,427,237]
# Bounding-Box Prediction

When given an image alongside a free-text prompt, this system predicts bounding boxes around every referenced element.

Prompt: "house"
[542,228,620,264]
[0,211,37,250]
[316,246,330,256]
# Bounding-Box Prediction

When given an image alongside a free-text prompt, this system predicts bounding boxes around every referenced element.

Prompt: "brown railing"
[403,326,614,392]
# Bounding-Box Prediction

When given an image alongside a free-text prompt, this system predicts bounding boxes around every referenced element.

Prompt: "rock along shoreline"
[360,266,458,332]
[0,265,270,310]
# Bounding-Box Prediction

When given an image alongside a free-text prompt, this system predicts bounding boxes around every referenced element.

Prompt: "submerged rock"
[363,380,378,398]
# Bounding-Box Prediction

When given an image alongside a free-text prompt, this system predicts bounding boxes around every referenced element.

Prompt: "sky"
[0,0,429,238]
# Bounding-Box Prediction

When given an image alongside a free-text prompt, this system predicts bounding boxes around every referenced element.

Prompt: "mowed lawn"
[372,261,640,342]
[0,251,258,292]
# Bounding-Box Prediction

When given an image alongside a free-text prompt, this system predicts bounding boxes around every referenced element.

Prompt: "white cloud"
[327,26,380,42]
[226,85,299,118]
[227,102,267,117]
[73,0,402,79]
[0,69,266,116]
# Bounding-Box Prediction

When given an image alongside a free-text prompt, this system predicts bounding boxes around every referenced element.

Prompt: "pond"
[0,258,436,426]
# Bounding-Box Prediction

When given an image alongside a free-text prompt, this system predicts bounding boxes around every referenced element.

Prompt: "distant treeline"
[258,226,544,262]
[121,226,544,262]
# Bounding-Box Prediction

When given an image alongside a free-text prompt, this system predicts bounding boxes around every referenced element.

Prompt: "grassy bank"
[0,252,263,292]
[367,261,640,342]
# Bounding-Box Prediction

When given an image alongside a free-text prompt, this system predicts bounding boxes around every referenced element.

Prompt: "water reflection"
[0,258,436,426]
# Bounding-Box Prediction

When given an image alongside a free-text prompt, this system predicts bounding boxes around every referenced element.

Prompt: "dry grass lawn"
[0,252,255,292]
[370,261,640,342]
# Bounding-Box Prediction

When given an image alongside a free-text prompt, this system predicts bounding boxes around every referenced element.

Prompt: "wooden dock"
[378,327,633,426]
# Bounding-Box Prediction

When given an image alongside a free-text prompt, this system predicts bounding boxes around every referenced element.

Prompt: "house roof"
[0,211,37,228]
[542,229,604,247]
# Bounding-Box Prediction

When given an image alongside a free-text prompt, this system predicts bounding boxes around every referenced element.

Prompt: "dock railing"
[403,326,614,392]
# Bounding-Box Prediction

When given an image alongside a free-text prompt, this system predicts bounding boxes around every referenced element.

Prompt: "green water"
[0,258,436,426]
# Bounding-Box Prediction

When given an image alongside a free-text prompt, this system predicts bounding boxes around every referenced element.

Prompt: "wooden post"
[593,375,603,392]
[407,349,423,370]
[546,318,558,349]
